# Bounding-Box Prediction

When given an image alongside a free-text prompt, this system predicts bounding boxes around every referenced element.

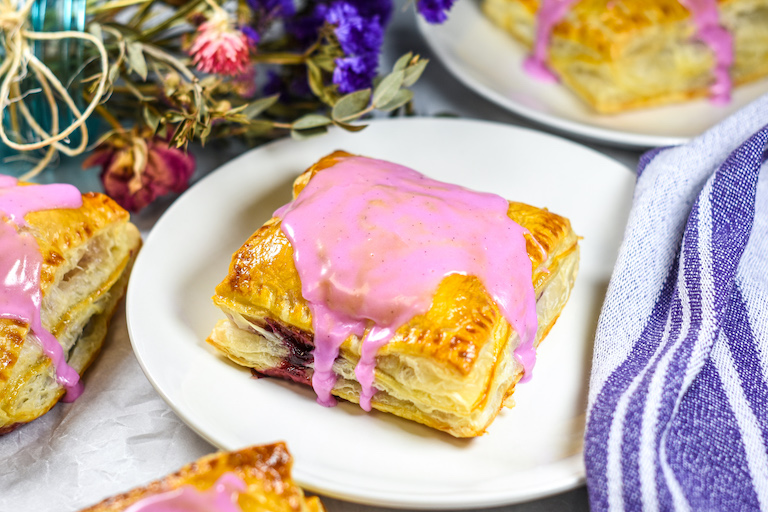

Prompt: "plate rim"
[127,117,633,509]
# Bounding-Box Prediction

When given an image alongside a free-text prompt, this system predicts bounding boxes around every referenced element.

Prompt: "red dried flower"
[83,131,195,212]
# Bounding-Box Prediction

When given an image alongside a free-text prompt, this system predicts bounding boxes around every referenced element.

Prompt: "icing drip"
[124,472,247,512]
[276,157,538,411]
[524,0,580,82]
[0,176,84,401]
[525,0,734,103]
[678,0,734,104]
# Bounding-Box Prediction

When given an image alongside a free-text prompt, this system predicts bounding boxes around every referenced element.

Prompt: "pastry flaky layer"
[80,443,325,512]
[209,151,579,438]
[483,0,768,113]
[0,191,141,433]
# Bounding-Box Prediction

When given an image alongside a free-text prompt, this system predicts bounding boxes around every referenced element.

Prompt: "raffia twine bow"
[0,0,108,178]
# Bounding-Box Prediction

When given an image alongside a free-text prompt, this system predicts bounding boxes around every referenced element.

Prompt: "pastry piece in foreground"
[0,177,141,433]
[482,0,768,113]
[80,443,324,512]
[208,151,579,438]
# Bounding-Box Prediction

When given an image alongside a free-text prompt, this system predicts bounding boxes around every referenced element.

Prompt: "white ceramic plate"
[127,118,635,509]
[417,1,768,148]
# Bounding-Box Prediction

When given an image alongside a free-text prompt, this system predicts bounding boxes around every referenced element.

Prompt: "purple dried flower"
[285,4,327,46]
[344,0,393,26]
[285,0,392,93]
[417,0,456,24]
[241,25,260,45]
[247,0,295,16]
[326,2,384,56]
[333,54,378,94]
[263,70,284,97]
[285,15,320,45]
[324,1,389,93]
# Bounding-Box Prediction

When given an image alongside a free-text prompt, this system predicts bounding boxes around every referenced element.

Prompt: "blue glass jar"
[0,0,86,176]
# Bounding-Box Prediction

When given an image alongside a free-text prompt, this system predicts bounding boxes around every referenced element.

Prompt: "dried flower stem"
[87,0,152,15]
[139,0,206,40]
[95,104,125,133]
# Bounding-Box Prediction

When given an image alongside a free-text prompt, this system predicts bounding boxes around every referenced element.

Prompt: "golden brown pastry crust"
[209,152,579,437]
[482,0,768,113]
[80,443,325,512]
[0,190,141,432]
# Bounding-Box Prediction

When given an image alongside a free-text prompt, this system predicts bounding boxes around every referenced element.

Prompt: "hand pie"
[208,152,579,438]
[0,178,141,433]
[482,0,768,113]
[79,443,324,512]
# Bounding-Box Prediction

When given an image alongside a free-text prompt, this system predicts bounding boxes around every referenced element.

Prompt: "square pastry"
[207,151,579,437]
[482,0,768,113]
[80,443,324,512]
[0,178,141,433]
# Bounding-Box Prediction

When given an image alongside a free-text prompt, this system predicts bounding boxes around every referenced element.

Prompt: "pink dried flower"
[83,131,195,212]
[189,10,251,76]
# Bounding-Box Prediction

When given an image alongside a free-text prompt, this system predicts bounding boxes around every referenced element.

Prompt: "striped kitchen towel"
[585,94,768,512]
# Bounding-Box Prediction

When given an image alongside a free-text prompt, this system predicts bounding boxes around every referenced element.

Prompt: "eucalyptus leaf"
[306,60,325,99]
[403,59,428,88]
[333,120,367,132]
[372,70,404,108]
[331,89,371,122]
[226,104,249,115]
[376,88,413,112]
[200,123,212,143]
[126,42,147,80]
[167,112,186,123]
[291,125,328,140]
[313,55,336,72]
[293,114,332,130]
[393,52,413,73]
[248,120,276,136]
[243,94,280,120]
[143,106,161,132]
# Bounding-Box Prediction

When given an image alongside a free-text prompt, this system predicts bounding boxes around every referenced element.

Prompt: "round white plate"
[417,1,768,148]
[127,118,635,509]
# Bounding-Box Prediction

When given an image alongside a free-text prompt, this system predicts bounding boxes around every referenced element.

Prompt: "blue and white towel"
[585,95,768,512]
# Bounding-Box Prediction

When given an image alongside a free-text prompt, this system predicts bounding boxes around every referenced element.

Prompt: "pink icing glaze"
[124,472,247,512]
[526,0,734,103]
[276,157,538,411]
[524,0,580,82]
[678,0,734,104]
[0,176,84,401]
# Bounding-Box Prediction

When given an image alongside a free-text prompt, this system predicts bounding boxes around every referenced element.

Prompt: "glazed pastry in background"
[207,151,579,438]
[482,0,768,113]
[79,443,324,512]
[0,177,141,433]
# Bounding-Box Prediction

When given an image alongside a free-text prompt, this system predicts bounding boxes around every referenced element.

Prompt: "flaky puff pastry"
[0,190,141,433]
[80,443,325,512]
[208,151,579,437]
[483,0,768,113]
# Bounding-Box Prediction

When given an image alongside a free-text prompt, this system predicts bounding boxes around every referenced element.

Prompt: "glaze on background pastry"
[79,443,324,512]
[483,0,768,113]
[0,177,141,433]
[208,151,579,438]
